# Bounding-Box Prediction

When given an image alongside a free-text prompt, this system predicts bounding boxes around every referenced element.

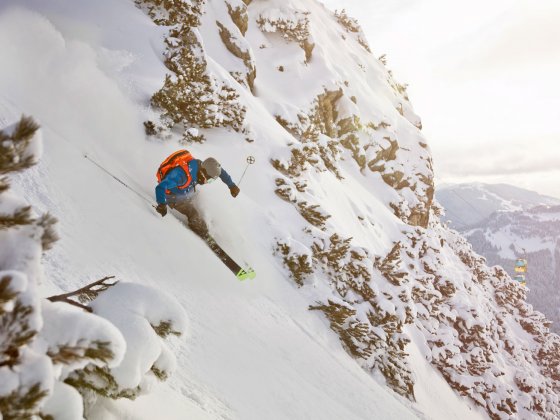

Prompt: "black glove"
[156,203,167,217]
[230,185,240,198]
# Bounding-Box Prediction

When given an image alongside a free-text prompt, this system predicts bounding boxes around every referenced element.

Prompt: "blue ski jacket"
[155,159,235,205]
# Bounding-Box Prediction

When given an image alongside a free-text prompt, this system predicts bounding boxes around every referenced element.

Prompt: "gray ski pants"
[167,195,209,238]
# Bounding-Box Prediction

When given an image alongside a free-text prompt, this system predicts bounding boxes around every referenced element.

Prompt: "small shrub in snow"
[0,115,40,175]
[297,201,330,229]
[309,300,373,358]
[143,120,158,136]
[273,177,330,229]
[374,243,407,286]
[0,383,49,420]
[135,0,206,26]
[257,7,315,62]
[274,177,295,202]
[0,205,33,229]
[334,9,371,53]
[257,9,310,43]
[274,241,313,287]
[36,213,60,251]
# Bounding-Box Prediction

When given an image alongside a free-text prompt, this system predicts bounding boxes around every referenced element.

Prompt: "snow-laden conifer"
[0,117,188,418]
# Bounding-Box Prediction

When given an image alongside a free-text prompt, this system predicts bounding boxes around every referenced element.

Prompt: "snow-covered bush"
[274,223,416,398]
[0,117,188,419]
[138,0,246,141]
[274,239,314,286]
[273,177,331,229]
[407,221,560,418]
[257,7,315,62]
[308,236,415,398]
[135,0,206,26]
[65,282,188,405]
[334,9,371,53]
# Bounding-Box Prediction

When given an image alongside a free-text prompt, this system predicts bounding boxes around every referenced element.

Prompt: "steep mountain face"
[437,184,560,334]
[2,0,560,419]
[147,0,435,401]
[139,1,560,417]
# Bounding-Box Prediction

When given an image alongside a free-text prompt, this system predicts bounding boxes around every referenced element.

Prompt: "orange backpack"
[156,149,195,192]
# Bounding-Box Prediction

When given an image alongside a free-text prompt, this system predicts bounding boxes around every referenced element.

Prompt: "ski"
[162,208,256,281]
[203,235,256,281]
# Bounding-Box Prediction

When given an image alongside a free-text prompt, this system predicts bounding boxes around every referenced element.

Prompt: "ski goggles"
[200,168,218,184]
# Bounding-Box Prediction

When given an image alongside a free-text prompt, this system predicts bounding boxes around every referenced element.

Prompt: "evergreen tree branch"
[47,276,118,310]
[0,115,40,174]
[0,206,34,229]
[46,297,93,313]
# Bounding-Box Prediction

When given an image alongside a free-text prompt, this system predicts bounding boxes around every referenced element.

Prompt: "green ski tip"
[236,267,256,281]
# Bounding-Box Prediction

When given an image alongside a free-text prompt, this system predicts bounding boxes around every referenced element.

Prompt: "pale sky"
[321,0,560,198]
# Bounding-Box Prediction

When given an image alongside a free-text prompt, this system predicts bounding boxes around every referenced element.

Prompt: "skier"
[155,150,240,237]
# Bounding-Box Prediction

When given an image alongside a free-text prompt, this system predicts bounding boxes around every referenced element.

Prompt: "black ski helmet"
[201,157,221,179]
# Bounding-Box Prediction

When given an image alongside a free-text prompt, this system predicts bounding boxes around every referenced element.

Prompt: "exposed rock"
[226,2,248,35]
[315,88,343,138]
[216,21,256,93]
[368,138,399,172]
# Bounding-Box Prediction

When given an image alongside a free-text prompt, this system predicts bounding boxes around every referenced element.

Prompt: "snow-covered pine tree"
[64,281,188,408]
[256,5,315,62]
[0,116,53,419]
[0,117,188,419]
[0,117,125,419]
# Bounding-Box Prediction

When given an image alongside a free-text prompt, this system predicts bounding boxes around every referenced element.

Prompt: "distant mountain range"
[437,183,560,229]
[437,183,560,332]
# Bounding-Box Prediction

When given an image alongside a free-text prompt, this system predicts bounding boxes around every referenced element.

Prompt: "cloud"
[433,137,560,177]
[436,3,560,80]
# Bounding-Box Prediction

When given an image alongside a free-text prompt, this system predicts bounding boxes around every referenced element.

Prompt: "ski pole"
[83,154,155,207]
[237,156,255,186]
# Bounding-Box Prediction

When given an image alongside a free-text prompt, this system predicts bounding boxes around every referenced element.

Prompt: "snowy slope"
[2,1,560,420]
